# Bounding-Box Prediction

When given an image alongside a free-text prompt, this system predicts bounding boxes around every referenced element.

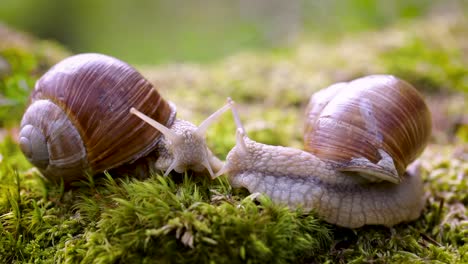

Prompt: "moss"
[1,12,468,264]
[76,176,331,263]
[380,38,468,93]
[0,23,72,128]
[0,49,37,126]
[378,15,468,93]
[0,153,333,263]
[1,140,466,263]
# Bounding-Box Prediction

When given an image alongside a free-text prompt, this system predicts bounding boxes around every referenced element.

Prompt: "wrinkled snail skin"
[224,135,424,228]
[19,53,227,184]
[220,75,430,228]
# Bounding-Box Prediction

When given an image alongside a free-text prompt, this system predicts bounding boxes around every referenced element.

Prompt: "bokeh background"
[1,0,465,65]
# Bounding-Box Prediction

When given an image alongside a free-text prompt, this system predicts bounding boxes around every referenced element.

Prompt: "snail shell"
[19,53,176,183]
[218,75,431,228]
[304,75,431,183]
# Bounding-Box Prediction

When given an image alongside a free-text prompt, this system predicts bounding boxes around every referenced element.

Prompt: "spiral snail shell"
[19,53,228,184]
[304,75,431,183]
[217,75,431,228]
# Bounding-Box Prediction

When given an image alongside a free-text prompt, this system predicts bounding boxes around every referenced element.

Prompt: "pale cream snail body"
[217,75,431,228]
[19,53,230,184]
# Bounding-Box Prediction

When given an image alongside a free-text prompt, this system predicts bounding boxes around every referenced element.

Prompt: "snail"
[19,53,230,184]
[217,75,431,228]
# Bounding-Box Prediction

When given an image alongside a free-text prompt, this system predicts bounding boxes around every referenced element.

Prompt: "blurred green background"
[1,0,462,65]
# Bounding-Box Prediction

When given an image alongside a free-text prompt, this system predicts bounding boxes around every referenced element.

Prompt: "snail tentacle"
[196,100,232,136]
[130,107,180,143]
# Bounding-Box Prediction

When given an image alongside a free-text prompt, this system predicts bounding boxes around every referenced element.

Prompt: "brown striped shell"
[304,75,431,182]
[19,53,176,183]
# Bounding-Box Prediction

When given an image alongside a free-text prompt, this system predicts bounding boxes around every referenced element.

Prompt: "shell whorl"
[19,53,176,183]
[304,75,431,179]
[19,100,88,181]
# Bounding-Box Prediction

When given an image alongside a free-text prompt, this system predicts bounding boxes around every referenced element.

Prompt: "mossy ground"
[1,13,467,264]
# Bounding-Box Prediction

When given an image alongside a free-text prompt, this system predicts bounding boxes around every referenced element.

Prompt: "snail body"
[19,53,228,184]
[218,75,431,228]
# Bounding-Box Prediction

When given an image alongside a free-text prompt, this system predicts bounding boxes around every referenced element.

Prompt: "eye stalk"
[214,98,248,178]
[130,107,180,144]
